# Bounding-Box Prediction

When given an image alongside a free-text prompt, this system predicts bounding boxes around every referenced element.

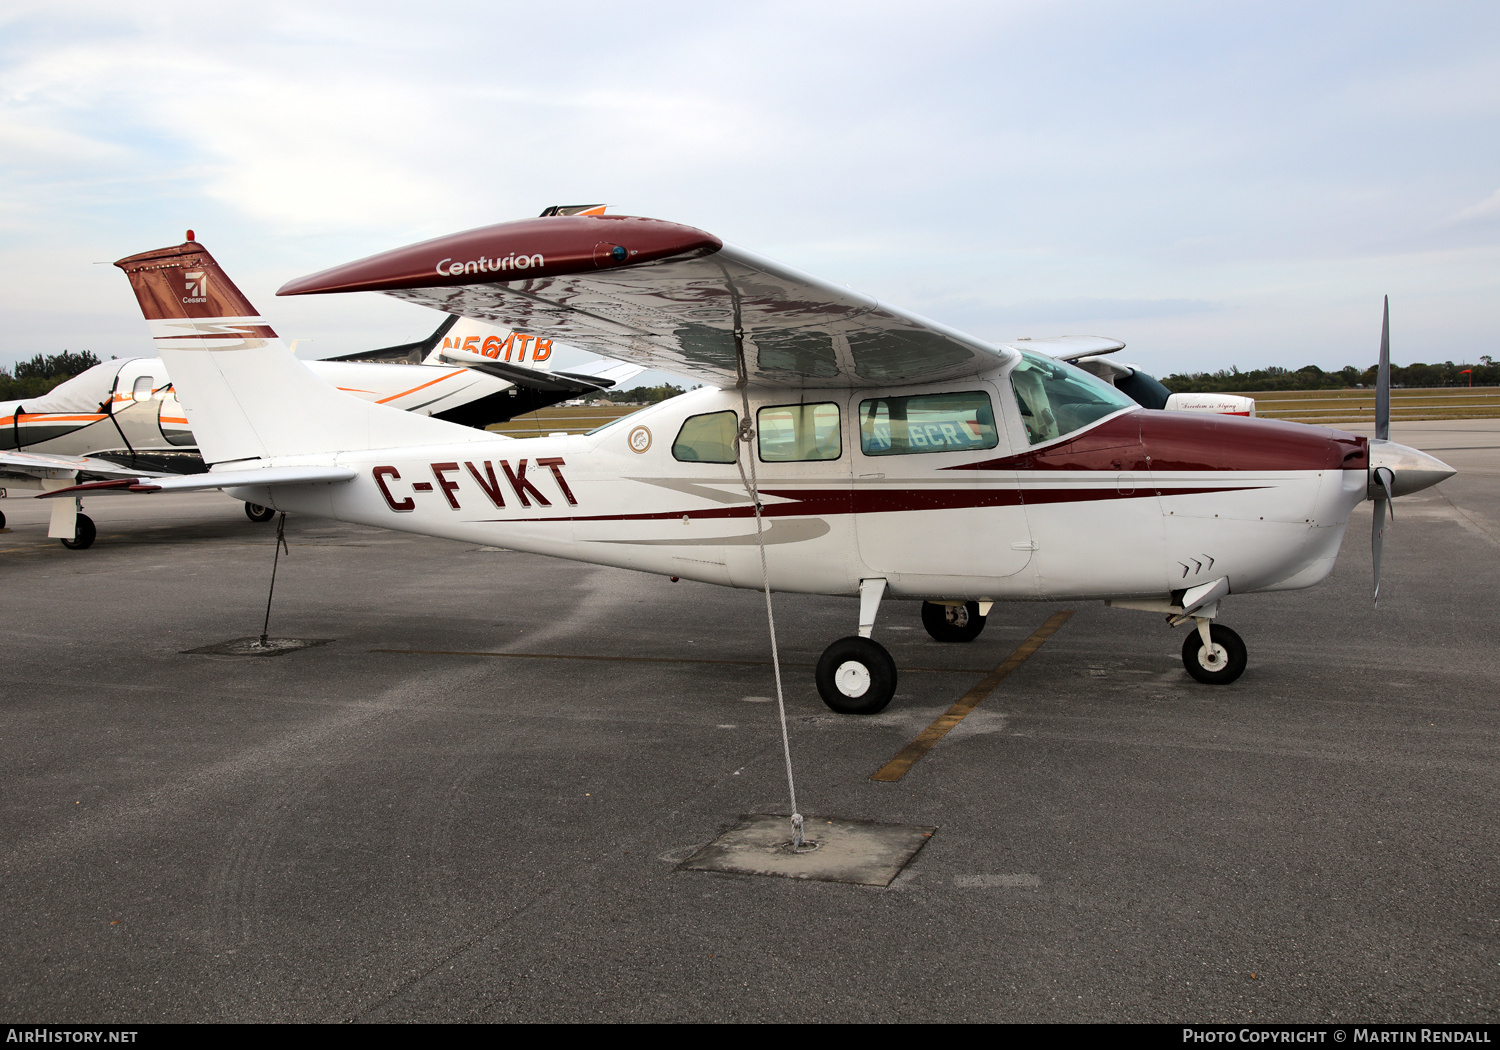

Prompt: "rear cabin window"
[858,391,998,456]
[1009,351,1135,445]
[757,403,841,462]
[672,410,739,463]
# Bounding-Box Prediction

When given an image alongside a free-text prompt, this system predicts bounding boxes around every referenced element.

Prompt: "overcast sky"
[2,0,1497,381]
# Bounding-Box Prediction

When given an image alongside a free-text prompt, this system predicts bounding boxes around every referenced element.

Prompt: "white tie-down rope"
[725,294,806,851]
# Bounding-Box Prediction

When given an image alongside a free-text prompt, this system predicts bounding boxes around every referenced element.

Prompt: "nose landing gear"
[1181,621,1247,685]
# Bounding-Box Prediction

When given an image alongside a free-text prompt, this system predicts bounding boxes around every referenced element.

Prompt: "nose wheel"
[816,636,897,714]
[1181,623,1247,685]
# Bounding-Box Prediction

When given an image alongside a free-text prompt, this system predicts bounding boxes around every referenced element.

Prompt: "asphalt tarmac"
[1,421,1496,1023]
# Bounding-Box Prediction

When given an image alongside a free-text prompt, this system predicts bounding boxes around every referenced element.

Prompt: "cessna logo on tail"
[183,271,208,303]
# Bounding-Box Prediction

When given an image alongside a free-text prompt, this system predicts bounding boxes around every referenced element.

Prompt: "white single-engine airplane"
[49,214,1453,712]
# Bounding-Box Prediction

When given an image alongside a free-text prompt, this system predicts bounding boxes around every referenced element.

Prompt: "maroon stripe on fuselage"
[943,409,1368,472]
[487,483,1265,525]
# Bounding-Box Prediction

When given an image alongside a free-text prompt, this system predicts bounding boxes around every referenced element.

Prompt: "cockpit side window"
[1009,351,1135,445]
[858,390,998,456]
[672,410,739,463]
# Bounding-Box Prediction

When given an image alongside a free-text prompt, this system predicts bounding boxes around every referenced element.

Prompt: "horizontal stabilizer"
[2,449,171,480]
[36,465,357,498]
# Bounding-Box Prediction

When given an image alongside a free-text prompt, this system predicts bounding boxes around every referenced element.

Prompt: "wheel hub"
[834,660,872,697]
[1198,643,1228,671]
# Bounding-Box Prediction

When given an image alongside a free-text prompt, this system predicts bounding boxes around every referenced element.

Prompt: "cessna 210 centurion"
[48,213,1453,713]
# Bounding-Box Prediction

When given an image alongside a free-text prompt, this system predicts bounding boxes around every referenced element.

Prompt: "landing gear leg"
[816,578,897,715]
[1181,619,1247,685]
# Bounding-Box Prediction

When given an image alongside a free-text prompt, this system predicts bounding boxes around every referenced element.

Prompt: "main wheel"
[1181,623,1247,685]
[921,600,986,643]
[244,502,276,523]
[0,509,6,529]
[816,636,898,715]
[60,513,96,551]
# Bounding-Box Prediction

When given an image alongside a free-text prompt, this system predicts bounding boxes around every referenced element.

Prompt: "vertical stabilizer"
[115,239,481,465]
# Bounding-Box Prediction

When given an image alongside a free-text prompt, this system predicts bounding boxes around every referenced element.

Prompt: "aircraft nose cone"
[1368,440,1457,498]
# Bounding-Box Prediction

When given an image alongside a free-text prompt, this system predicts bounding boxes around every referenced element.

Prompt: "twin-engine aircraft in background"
[48,213,1452,711]
[1,239,642,547]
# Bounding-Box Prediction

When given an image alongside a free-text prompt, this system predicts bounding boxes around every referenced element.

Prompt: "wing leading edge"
[278,215,1004,389]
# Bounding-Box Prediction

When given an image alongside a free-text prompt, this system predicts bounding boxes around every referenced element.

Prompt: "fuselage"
[234,369,1370,605]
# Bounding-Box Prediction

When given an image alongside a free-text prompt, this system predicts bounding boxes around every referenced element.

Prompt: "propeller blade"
[1372,494,1387,602]
[1376,295,1391,442]
[1375,465,1396,520]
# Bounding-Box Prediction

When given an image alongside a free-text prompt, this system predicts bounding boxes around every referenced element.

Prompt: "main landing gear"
[816,588,1000,714]
[921,600,988,643]
[816,579,899,715]
[244,503,276,523]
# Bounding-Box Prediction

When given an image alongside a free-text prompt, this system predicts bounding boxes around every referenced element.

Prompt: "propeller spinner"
[1367,296,1456,601]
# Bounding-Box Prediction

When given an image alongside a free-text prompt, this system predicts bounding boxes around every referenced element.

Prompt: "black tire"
[0,509,6,529]
[244,503,276,523]
[60,513,96,551]
[815,636,898,715]
[1181,623,1247,685]
[921,600,986,643]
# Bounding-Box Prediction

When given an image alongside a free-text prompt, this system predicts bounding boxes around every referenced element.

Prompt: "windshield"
[1009,351,1135,445]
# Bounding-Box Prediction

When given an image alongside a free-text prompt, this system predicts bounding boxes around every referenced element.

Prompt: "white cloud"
[1,1,1498,373]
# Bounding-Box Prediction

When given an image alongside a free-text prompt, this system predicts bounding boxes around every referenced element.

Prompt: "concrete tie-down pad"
[679,814,936,886]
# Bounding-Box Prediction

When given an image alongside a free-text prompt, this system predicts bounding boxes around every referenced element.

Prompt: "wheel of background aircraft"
[60,513,96,551]
[815,636,898,715]
[1181,623,1247,685]
[921,600,987,643]
[243,503,276,523]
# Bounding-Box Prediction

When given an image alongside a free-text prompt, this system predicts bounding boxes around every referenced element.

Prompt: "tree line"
[0,351,103,401]
[1160,359,1497,393]
[601,383,688,404]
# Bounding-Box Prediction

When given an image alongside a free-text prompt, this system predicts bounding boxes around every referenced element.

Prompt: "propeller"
[1366,296,1455,602]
